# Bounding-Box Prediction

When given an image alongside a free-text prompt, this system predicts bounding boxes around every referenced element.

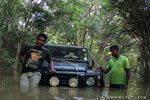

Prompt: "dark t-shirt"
[20,44,51,73]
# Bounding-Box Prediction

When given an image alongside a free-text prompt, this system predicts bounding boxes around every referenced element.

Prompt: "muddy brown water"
[0,68,149,100]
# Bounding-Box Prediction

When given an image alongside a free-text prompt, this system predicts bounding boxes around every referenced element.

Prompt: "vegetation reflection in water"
[0,68,149,100]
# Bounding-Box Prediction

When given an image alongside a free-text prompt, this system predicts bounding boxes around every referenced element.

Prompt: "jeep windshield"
[46,45,88,61]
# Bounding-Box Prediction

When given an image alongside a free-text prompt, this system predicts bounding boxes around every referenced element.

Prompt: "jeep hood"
[42,60,87,72]
[53,61,87,72]
[43,61,87,72]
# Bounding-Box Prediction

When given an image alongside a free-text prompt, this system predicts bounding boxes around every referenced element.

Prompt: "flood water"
[0,68,149,100]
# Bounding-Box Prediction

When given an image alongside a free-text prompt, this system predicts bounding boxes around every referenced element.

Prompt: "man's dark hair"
[110,45,119,51]
[37,32,48,41]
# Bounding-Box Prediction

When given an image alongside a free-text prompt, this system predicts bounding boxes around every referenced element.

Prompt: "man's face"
[36,36,46,47]
[110,49,118,58]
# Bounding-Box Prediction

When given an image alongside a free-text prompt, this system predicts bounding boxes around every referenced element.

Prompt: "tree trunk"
[89,30,94,51]
[76,32,80,46]
[0,20,9,65]
[140,38,150,83]
[13,38,22,73]
[82,28,88,47]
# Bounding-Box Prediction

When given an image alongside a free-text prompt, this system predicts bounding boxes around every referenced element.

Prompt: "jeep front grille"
[40,73,85,87]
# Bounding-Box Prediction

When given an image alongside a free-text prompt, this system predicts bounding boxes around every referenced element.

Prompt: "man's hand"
[124,84,128,89]
[49,68,56,74]
[94,66,102,71]
[94,66,110,73]
[49,60,56,74]
[18,53,24,66]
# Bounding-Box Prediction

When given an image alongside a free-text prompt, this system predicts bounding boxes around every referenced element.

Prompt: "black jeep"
[40,45,104,88]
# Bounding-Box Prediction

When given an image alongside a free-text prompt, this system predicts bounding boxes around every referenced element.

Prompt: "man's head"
[110,45,120,58]
[36,32,47,47]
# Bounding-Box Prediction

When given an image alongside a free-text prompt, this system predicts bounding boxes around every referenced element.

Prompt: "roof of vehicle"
[45,44,87,49]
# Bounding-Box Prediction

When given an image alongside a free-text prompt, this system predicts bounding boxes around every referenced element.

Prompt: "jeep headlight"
[49,76,59,87]
[86,77,95,86]
[69,78,78,87]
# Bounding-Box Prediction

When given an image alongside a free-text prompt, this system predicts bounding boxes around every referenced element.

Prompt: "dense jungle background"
[0,0,150,83]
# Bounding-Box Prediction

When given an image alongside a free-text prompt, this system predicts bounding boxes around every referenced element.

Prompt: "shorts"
[20,72,41,87]
[109,84,125,89]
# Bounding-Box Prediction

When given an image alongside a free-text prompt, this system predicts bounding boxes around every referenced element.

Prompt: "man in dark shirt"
[18,32,56,87]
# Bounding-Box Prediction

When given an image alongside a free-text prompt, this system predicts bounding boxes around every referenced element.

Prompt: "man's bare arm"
[95,66,110,73]
[125,69,130,88]
[18,53,24,65]
[100,67,110,73]
[49,60,56,73]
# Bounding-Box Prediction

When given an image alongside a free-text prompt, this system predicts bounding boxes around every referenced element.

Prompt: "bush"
[0,50,15,67]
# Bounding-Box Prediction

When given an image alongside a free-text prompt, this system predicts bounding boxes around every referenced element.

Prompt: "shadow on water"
[0,67,149,100]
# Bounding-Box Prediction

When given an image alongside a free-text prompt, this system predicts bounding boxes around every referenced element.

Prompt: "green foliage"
[0,0,142,71]
[31,4,54,31]
[0,50,15,67]
[109,0,150,82]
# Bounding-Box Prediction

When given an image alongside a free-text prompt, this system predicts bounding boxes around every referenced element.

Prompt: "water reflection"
[49,87,59,96]
[48,87,102,100]
[0,69,149,100]
[20,86,40,96]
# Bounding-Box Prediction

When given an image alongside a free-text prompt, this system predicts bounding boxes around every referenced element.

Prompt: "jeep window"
[47,46,88,61]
